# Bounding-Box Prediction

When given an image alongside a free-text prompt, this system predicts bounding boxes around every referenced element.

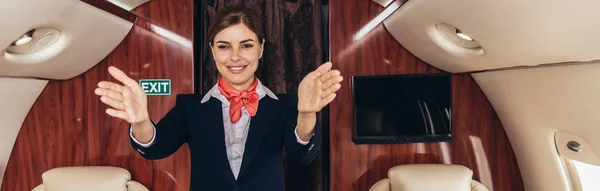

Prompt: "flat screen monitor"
[352,73,452,144]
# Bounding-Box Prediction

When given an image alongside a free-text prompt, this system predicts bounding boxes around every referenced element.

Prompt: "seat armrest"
[32,185,44,191]
[470,180,490,191]
[369,178,390,191]
[127,181,149,191]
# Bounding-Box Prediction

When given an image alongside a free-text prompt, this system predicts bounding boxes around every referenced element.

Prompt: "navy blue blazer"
[130,94,322,191]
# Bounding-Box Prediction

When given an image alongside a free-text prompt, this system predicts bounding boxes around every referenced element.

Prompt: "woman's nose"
[230,49,241,62]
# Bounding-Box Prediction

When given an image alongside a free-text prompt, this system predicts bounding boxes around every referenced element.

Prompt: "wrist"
[131,119,153,144]
[298,112,316,119]
[297,112,316,140]
[132,120,152,132]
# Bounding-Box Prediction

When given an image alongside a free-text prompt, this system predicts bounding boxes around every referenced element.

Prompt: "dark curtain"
[199,0,324,190]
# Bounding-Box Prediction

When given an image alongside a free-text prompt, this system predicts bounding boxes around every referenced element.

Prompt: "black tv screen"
[352,73,452,144]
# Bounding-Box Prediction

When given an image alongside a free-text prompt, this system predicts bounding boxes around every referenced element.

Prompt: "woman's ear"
[259,39,265,59]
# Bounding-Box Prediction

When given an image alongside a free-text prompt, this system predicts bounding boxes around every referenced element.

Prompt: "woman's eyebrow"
[215,39,254,44]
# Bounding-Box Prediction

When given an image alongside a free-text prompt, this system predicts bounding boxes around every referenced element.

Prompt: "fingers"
[96,83,132,114]
[100,96,125,110]
[108,66,139,89]
[106,67,145,98]
[97,67,145,122]
[322,83,341,99]
[95,87,124,102]
[302,71,319,82]
[106,108,130,121]
[319,93,337,108]
[319,69,340,83]
[314,62,333,75]
[98,81,124,93]
[322,73,343,90]
[305,62,338,83]
[96,82,127,111]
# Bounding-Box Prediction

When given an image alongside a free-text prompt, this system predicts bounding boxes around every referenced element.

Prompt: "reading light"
[435,23,481,49]
[5,27,62,54]
[455,29,473,41]
[12,30,34,46]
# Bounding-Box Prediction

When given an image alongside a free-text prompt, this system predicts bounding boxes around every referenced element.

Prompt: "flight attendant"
[94,5,343,191]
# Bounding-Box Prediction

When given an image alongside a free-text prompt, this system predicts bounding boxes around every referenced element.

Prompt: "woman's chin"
[223,75,254,85]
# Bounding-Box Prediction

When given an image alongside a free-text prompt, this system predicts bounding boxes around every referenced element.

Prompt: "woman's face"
[211,23,263,90]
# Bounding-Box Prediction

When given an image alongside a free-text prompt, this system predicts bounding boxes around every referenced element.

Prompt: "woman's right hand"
[94,66,150,126]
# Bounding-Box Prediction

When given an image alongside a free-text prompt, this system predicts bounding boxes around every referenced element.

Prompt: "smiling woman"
[94,5,342,191]
[199,1,329,190]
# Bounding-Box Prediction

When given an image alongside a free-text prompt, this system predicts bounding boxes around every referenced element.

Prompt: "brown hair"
[207,5,264,44]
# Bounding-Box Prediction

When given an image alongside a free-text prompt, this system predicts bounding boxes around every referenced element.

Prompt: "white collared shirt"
[131,79,308,179]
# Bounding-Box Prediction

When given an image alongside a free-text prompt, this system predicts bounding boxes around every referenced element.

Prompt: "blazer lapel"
[199,98,237,187]
[237,97,279,180]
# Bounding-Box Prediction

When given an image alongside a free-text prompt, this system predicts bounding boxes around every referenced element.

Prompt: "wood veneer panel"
[132,0,194,40]
[1,24,194,191]
[328,0,525,190]
[82,0,137,22]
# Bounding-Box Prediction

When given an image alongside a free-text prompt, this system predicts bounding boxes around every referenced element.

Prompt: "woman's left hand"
[298,62,344,113]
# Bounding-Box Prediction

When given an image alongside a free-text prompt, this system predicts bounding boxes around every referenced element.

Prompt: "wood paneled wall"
[1,0,525,190]
[328,0,525,191]
[0,1,194,190]
[131,0,194,40]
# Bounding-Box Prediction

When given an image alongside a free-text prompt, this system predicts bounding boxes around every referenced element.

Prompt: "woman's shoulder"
[275,93,298,106]
[174,93,203,103]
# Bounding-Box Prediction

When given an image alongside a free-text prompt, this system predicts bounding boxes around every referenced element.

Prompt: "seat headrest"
[41,166,132,191]
[388,164,474,191]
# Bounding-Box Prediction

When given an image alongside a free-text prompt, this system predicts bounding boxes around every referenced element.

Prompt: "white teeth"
[229,66,244,71]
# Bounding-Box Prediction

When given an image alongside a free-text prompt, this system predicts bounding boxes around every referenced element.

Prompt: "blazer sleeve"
[282,95,322,165]
[130,94,190,160]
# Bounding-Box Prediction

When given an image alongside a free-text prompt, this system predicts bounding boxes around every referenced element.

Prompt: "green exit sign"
[139,79,171,95]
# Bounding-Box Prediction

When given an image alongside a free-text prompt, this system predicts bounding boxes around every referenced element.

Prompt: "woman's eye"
[218,45,229,50]
[242,44,254,49]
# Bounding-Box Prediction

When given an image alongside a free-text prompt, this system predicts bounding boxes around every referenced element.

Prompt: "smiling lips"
[227,65,247,74]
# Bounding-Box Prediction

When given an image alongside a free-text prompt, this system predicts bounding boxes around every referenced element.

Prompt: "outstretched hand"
[297,62,343,113]
[94,66,150,125]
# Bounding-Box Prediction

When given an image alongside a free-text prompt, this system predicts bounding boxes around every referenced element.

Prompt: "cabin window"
[568,160,600,190]
[554,132,600,190]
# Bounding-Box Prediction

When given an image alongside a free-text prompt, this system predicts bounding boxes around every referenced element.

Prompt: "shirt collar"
[200,79,278,104]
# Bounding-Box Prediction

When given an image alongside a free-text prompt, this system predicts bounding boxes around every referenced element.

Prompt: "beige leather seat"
[369,164,489,191]
[31,166,148,191]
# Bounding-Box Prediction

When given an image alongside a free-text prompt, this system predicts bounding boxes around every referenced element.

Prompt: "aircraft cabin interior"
[1,0,600,190]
